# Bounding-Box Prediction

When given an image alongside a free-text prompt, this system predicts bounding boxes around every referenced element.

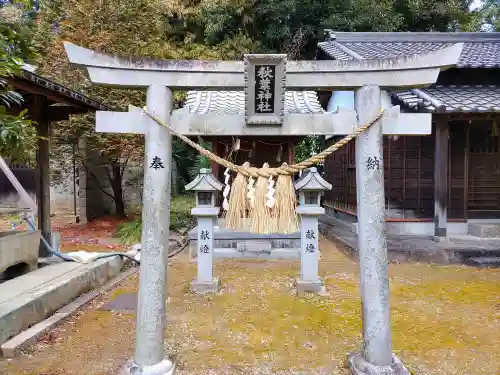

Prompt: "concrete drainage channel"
[0,255,138,357]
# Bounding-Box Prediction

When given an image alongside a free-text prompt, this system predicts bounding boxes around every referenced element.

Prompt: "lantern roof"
[185,168,223,192]
[294,167,332,191]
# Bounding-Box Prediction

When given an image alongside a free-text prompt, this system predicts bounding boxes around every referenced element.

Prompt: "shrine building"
[319,31,500,238]
[183,90,323,182]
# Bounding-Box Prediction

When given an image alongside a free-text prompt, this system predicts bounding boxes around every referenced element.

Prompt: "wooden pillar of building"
[211,141,221,181]
[211,141,222,206]
[288,140,295,164]
[434,117,449,239]
[34,95,52,257]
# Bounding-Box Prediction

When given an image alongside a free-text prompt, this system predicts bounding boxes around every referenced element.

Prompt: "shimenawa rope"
[142,107,384,177]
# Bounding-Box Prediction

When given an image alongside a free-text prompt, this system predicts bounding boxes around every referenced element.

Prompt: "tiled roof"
[392,85,500,113]
[318,32,500,68]
[318,32,500,113]
[317,41,354,60]
[185,91,324,115]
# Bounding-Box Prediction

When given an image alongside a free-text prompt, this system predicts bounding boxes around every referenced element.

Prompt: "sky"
[471,0,483,10]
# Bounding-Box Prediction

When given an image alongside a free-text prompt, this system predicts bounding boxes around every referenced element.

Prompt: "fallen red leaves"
[56,216,135,253]
[56,216,131,239]
[0,215,135,252]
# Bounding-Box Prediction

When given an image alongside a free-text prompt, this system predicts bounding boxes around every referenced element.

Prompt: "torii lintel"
[63,42,463,90]
[95,105,432,137]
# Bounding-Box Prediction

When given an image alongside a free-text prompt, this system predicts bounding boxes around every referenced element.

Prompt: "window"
[304,191,318,205]
[198,192,212,206]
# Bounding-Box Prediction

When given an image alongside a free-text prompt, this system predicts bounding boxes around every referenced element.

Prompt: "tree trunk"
[110,163,126,218]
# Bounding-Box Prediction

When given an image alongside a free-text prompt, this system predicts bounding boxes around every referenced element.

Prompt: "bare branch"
[82,163,116,200]
[282,27,307,60]
[88,169,116,200]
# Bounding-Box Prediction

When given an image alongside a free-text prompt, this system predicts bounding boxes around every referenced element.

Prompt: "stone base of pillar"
[347,352,411,375]
[120,359,175,375]
[294,277,326,296]
[191,277,220,294]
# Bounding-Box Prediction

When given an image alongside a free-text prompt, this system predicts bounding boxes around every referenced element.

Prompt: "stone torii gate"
[64,42,462,375]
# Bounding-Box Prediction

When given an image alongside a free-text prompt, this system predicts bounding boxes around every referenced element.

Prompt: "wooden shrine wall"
[209,138,296,206]
[324,136,357,213]
[467,120,500,218]
[211,138,295,179]
[323,121,468,220]
[448,121,467,219]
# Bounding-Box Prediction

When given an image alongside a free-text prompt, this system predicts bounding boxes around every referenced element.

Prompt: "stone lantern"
[185,168,223,294]
[294,167,332,295]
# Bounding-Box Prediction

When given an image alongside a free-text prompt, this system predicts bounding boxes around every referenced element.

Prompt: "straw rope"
[142,107,384,177]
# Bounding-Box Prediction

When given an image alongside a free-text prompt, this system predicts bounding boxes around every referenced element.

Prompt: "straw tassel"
[273,163,298,234]
[250,163,273,234]
[225,162,250,231]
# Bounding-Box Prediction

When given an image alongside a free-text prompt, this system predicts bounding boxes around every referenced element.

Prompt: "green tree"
[31,0,479,217]
[32,0,258,217]
[190,0,477,59]
[0,0,37,163]
[384,0,475,31]
[477,0,500,31]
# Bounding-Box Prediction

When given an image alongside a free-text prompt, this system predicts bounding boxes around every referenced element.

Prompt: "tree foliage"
[32,0,259,217]
[31,0,480,216]
[477,0,500,31]
[0,0,38,163]
[183,0,477,59]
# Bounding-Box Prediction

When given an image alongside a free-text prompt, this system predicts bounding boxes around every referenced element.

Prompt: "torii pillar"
[64,42,463,375]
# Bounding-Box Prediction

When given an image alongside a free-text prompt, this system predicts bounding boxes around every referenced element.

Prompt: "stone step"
[468,224,500,238]
[466,256,500,268]
[0,256,124,347]
[214,248,300,260]
[236,240,272,253]
[450,248,500,260]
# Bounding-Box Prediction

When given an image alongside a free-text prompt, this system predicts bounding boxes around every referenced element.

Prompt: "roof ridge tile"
[184,91,324,115]
[318,38,500,68]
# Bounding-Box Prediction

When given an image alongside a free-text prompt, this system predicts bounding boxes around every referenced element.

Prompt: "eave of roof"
[318,31,500,69]
[392,85,500,113]
[10,69,110,111]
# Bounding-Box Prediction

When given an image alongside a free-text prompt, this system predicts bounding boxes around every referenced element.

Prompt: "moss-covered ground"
[1,239,499,375]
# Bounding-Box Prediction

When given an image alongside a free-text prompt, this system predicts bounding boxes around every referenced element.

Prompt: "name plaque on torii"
[244,54,286,126]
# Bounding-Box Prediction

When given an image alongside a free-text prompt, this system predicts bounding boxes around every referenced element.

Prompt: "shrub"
[115,195,195,244]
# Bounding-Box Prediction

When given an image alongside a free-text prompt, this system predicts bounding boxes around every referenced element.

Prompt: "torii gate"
[64,42,462,375]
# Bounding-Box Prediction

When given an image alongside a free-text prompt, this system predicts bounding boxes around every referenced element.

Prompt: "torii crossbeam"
[64,42,463,375]
[65,42,461,89]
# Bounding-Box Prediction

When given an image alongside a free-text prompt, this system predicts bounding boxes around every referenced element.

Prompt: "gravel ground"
[0,238,499,375]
